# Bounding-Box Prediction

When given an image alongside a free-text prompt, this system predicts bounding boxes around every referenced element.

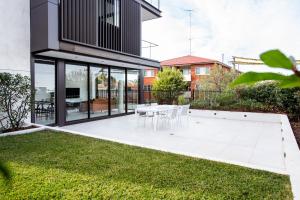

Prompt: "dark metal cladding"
[61,0,97,45]
[61,0,140,56]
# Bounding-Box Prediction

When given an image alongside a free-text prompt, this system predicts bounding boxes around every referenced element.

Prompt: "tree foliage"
[197,64,240,91]
[152,68,187,104]
[231,49,300,88]
[0,73,32,132]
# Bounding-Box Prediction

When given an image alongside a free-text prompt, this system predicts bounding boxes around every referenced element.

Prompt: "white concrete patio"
[61,110,286,174]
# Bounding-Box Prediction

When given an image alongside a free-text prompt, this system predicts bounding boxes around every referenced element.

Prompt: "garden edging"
[0,124,46,137]
[281,115,300,200]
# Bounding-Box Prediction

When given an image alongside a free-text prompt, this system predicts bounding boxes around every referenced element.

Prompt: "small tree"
[197,64,240,92]
[0,73,31,132]
[152,68,187,104]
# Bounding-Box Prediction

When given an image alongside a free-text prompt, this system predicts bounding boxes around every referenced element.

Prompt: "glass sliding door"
[110,68,126,115]
[65,64,88,121]
[34,62,56,125]
[127,70,139,112]
[90,66,109,118]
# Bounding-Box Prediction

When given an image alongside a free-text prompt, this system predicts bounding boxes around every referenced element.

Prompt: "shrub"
[215,91,238,106]
[236,83,280,106]
[233,99,269,112]
[236,83,300,119]
[191,99,212,109]
[178,95,189,105]
[191,82,300,118]
[152,68,187,104]
[0,73,32,132]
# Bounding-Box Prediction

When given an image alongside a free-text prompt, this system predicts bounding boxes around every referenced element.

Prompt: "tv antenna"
[184,9,193,55]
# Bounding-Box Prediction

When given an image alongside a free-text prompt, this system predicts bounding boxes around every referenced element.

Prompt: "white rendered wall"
[0,0,31,76]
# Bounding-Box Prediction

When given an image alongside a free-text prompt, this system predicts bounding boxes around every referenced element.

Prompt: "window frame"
[144,69,155,77]
[195,66,210,75]
[182,68,191,76]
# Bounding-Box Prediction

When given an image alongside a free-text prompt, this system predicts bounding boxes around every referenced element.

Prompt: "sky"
[142,0,300,73]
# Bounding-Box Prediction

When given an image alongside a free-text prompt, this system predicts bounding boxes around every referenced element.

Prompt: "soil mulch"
[291,122,300,148]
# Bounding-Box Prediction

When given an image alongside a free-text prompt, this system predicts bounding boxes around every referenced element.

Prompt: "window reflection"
[127,70,139,112]
[65,64,88,121]
[90,66,109,118]
[110,68,126,115]
[34,62,56,125]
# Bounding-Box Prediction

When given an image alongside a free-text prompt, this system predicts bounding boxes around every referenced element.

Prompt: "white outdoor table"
[135,105,176,131]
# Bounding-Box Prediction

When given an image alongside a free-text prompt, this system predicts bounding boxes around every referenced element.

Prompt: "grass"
[0,131,293,199]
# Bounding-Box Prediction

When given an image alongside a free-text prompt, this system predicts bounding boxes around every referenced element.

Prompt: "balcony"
[144,0,160,10]
[141,0,161,21]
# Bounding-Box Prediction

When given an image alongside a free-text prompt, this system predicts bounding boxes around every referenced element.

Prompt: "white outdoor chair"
[135,104,146,115]
[135,104,155,128]
[159,107,178,130]
[179,104,190,126]
[139,111,155,128]
[176,106,183,122]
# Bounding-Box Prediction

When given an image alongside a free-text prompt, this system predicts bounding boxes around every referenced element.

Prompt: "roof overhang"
[36,50,160,70]
[137,0,161,21]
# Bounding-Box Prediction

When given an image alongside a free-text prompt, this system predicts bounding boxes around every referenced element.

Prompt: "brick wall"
[190,64,214,89]
[143,68,159,87]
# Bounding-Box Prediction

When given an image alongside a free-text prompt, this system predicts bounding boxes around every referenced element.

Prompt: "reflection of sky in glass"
[35,63,55,92]
[127,70,139,88]
[66,64,88,82]
[90,67,108,89]
[111,69,125,89]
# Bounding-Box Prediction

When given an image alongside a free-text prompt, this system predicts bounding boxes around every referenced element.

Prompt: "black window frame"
[32,58,58,126]
[33,56,140,126]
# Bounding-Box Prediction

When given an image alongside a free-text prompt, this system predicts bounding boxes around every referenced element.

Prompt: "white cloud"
[142,0,300,73]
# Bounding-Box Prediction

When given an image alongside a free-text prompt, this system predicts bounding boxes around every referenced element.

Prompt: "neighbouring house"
[144,55,234,90]
[0,0,161,126]
[143,67,160,91]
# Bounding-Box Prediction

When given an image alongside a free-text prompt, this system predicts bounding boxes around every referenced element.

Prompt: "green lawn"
[0,131,293,199]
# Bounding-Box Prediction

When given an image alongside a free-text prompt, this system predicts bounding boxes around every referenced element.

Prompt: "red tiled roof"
[161,55,217,66]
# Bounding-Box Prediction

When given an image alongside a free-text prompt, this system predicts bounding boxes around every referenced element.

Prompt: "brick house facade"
[144,55,233,90]
[143,67,159,90]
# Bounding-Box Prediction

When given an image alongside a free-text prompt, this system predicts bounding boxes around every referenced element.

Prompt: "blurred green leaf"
[230,72,287,87]
[0,161,11,181]
[260,50,294,70]
[279,75,300,88]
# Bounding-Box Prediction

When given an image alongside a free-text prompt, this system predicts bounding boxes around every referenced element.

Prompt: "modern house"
[144,55,233,90]
[0,0,161,126]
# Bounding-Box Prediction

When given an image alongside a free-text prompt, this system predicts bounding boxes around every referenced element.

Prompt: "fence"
[142,90,225,104]
[142,90,187,104]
